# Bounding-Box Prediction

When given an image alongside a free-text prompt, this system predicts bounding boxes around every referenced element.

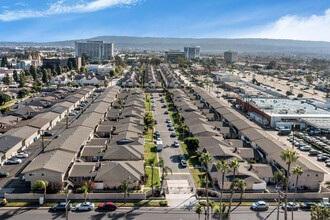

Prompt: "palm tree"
[291,165,303,220]
[273,169,287,220]
[158,157,173,196]
[199,152,212,220]
[234,179,246,204]
[215,160,230,220]
[82,183,88,203]
[147,157,157,197]
[195,203,202,220]
[209,200,216,219]
[119,180,131,203]
[228,158,240,219]
[280,149,299,220]
[32,180,48,203]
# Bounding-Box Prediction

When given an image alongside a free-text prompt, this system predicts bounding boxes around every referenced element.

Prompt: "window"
[307,174,310,177]
[29,173,36,177]
[41,173,45,176]
[316,174,318,177]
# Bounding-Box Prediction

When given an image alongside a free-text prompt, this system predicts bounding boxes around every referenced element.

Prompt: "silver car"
[75,202,95,211]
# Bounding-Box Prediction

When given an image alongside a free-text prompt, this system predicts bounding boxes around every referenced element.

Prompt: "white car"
[75,202,95,211]
[16,153,29,158]
[6,158,22,164]
[251,201,269,211]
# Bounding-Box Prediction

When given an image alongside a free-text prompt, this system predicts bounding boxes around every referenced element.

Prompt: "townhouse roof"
[113,123,144,134]
[241,128,266,142]
[254,138,285,156]
[23,150,74,174]
[243,164,274,179]
[80,145,105,157]
[5,126,38,140]
[44,126,93,153]
[69,163,97,177]
[102,144,144,161]
[35,111,60,121]
[85,102,109,115]
[87,138,110,146]
[95,161,143,182]
[230,119,253,131]
[70,112,103,129]
[0,135,23,153]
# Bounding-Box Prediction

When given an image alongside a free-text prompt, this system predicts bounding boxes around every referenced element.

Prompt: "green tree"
[68,61,73,70]
[104,80,109,87]
[195,203,202,220]
[280,149,299,220]
[0,94,11,105]
[19,71,27,87]
[184,137,200,152]
[311,206,330,220]
[234,179,246,204]
[209,200,216,219]
[119,180,131,203]
[30,65,38,80]
[199,151,212,220]
[13,70,18,82]
[42,69,49,83]
[147,157,157,197]
[32,180,48,202]
[56,64,62,75]
[1,106,11,114]
[144,113,154,129]
[174,57,185,66]
[291,165,303,220]
[3,73,11,85]
[18,88,30,98]
[266,60,276,69]
[215,160,230,220]
[82,183,89,203]
[157,157,172,196]
[305,75,314,84]
[227,158,240,218]
[81,55,86,66]
[1,56,8,67]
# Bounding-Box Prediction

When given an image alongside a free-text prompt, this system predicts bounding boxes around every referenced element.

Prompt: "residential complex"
[224,50,238,63]
[184,46,200,59]
[75,41,114,60]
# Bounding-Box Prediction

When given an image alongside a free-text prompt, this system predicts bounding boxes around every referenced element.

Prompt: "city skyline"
[0,0,329,42]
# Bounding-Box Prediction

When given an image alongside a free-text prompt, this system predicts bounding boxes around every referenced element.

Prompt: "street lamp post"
[41,130,45,153]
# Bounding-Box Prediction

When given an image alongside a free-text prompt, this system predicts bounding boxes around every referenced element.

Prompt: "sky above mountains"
[0,0,329,42]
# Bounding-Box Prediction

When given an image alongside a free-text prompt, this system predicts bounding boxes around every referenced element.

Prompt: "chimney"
[249,164,253,170]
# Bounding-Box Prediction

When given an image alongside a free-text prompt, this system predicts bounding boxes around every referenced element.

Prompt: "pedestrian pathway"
[166,193,198,209]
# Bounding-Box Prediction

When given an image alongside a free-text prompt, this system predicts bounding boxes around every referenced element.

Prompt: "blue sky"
[0,0,330,42]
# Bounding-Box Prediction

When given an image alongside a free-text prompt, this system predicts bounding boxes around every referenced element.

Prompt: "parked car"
[168,127,175,131]
[154,120,157,124]
[309,150,319,156]
[16,153,29,158]
[69,112,77,116]
[162,104,167,108]
[42,131,53,136]
[167,123,173,127]
[51,202,72,211]
[155,131,160,137]
[251,201,269,211]
[6,158,22,164]
[166,119,171,123]
[98,202,118,211]
[282,202,299,211]
[299,146,311,151]
[170,133,177,137]
[173,141,180,147]
[75,202,95,211]
[179,154,185,160]
[300,202,317,210]
[0,171,9,178]
[180,159,188,167]
[164,111,169,114]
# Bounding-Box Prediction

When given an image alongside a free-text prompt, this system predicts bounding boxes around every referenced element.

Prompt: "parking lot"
[151,92,195,190]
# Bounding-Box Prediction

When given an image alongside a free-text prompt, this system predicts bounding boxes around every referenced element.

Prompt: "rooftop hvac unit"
[279,109,288,114]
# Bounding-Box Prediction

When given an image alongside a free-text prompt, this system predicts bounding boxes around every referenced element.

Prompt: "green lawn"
[190,168,212,188]
[145,167,160,188]
[145,142,158,162]
[144,129,153,142]
[0,93,35,110]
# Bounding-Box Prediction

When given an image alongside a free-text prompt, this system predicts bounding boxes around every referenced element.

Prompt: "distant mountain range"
[1,36,330,57]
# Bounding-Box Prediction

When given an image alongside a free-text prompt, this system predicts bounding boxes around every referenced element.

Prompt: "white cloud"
[244,9,330,42]
[0,0,139,21]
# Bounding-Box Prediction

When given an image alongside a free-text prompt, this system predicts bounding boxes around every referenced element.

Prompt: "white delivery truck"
[156,140,163,151]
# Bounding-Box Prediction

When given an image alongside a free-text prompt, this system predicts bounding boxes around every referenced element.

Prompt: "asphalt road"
[0,206,312,220]
[152,92,194,190]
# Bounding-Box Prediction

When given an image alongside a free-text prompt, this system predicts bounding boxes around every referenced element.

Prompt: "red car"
[98,202,118,211]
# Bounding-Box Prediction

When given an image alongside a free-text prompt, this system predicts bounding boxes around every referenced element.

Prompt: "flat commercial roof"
[302,118,330,130]
[249,98,330,116]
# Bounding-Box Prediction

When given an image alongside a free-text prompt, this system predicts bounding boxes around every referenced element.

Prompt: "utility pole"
[66,114,69,129]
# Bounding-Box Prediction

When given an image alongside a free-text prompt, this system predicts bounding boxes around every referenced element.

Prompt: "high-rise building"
[224,51,238,63]
[184,46,200,59]
[165,50,185,62]
[75,41,114,60]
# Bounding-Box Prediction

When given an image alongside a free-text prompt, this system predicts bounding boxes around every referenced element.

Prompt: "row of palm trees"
[198,148,302,220]
[145,157,172,198]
